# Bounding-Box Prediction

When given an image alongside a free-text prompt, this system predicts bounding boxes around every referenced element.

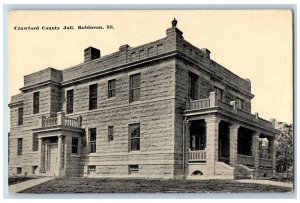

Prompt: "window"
[214,87,223,101]
[17,138,23,156]
[72,137,79,154]
[66,89,74,114]
[88,165,96,175]
[108,79,116,98]
[129,123,140,151]
[17,167,22,175]
[18,107,23,126]
[32,133,38,151]
[33,92,40,114]
[236,97,245,110]
[128,165,139,174]
[129,73,141,103]
[108,126,114,142]
[89,84,97,110]
[32,166,38,174]
[189,73,198,100]
[89,128,97,153]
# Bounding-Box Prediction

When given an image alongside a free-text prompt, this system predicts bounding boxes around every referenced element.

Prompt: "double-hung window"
[17,138,23,156]
[188,73,198,100]
[129,123,140,151]
[18,107,23,126]
[89,128,97,153]
[129,74,141,103]
[108,126,114,142]
[89,84,97,110]
[33,92,40,114]
[214,86,224,101]
[236,97,245,110]
[108,79,116,98]
[66,89,74,114]
[32,133,38,151]
[72,137,79,154]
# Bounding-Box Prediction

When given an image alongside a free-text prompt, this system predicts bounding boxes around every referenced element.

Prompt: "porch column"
[252,132,260,179]
[269,136,276,177]
[64,135,71,176]
[229,124,239,168]
[38,137,44,173]
[183,119,190,179]
[206,117,221,176]
[56,135,63,176]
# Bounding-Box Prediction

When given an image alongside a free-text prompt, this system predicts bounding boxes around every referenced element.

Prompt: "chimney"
[84,47,101,62]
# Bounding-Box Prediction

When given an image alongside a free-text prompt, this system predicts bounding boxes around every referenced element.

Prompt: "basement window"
[128,165,139,174]
[88,165,96,175]
[17,167,22,175]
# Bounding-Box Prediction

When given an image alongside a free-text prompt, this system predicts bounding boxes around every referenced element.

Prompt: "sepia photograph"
[6,9,294,195]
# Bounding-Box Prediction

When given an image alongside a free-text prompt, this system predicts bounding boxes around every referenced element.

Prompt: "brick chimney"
[84,47,101,62]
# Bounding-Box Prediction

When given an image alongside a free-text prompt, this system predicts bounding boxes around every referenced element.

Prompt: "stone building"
[8,19,278,179]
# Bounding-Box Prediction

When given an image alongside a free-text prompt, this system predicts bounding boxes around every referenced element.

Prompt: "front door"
[48,144,58,175]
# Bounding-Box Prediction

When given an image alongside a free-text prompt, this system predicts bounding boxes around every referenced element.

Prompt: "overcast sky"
[8,10,293,124]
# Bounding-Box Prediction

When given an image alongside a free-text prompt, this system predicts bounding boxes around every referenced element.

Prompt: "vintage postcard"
[7,9,294,194]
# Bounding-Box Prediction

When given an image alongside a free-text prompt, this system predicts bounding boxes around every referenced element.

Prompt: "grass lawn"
[8,176,37,186]
[20,178,292,193]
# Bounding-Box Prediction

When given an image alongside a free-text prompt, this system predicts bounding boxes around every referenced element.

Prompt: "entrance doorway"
[218,121,230,164]
[190,120,206,151]
[45,137,58,175]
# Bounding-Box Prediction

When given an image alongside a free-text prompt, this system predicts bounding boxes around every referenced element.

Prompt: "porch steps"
[234,164,254,179]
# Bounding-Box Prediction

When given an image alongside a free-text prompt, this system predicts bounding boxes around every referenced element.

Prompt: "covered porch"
[183,92,278,179]
[32,112,84,177]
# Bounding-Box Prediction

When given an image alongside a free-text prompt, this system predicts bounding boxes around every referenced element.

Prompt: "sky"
[8,10,293,124]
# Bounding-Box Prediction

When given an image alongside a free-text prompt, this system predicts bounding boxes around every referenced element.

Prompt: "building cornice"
[176,51,255,99]
[20,80,61,92]
[8,100,23,108]
[61,50,177,87]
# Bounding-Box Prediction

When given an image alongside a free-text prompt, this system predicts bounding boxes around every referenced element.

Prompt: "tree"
[275,123,293,175]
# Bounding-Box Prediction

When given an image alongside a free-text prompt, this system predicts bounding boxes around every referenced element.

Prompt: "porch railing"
[186,91,273,127]
[42,117,57,127]
[259,158,272,167]
[40,112,82,128]
[65,117,81,128]
[189,150,206,162]
[190,98,210,110]
[237,154,255,166]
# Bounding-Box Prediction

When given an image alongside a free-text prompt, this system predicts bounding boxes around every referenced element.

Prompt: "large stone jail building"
[9,19,278,179]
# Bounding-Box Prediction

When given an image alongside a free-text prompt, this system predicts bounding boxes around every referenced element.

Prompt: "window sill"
[107,96,116,101]
[128,150,141,154]
[87,153,98,157]
[71,154,81,157]
[129,100,142,105]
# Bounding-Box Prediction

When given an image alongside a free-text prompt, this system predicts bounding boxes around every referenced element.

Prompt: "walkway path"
[236,179,293,188]
[9,177,53,193]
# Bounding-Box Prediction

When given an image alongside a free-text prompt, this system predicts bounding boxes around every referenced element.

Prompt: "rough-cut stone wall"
[62,58,176,178]
[174,57,254,177]
[9,85,55,176]
[24,68,62,87]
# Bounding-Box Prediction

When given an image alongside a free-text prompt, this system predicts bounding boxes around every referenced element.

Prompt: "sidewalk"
[9,177,53,193]
[236,179,293,188]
